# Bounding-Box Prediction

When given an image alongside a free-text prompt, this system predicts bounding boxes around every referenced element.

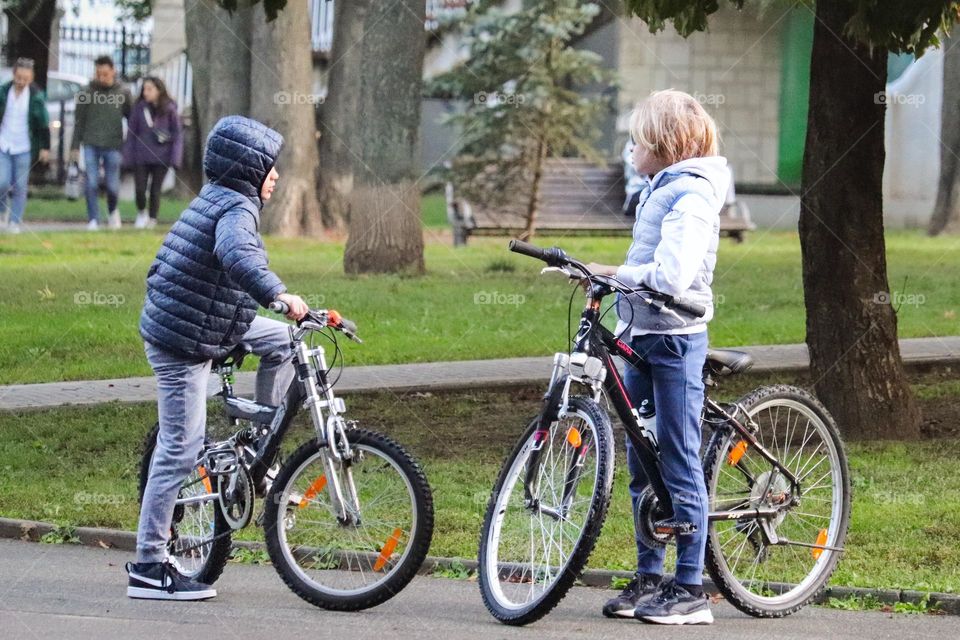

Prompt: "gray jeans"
[136,315,295,563]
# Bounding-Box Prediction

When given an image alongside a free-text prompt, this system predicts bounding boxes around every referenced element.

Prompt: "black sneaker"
[602,572,661,618]
[126,561,217,601]
[634,580,713,625]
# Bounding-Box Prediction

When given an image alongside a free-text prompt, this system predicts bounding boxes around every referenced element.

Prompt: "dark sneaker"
[602,572,661,618]
[634,580,713,625]
[126,561,217,601]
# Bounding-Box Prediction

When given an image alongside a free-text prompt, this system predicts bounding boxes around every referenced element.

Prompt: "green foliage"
[425,0,613,209]
[624,0,960,54]
[432,560,473,580]
[40,525,81,545]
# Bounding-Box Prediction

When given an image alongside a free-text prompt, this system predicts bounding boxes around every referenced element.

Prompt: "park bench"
[447,157,754,244]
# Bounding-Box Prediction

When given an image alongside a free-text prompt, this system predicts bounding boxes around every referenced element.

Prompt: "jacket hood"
[203,115,283,207]
[650,155,731,204]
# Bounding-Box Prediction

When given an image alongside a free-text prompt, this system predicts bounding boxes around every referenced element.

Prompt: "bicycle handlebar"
[509,240,707,319]
[269,301,362,343]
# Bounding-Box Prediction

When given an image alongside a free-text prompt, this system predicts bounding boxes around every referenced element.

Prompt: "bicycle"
[478,240,850,625]
[138,303,434,610]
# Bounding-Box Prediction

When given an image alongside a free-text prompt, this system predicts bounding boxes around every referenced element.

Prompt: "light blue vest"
[615,167,722,334]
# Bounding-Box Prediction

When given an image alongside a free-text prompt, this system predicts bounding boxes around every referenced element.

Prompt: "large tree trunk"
[184,0,252,150]
[4,0,55,89]
[928,29,960,235]
[250,0,323,236]
[520,135,547,241]
[315,0,369,232]
[799,2,921,440]
[343,0,426,274]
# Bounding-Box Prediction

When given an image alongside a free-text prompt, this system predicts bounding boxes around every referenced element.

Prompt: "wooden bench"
[448,158,755,243]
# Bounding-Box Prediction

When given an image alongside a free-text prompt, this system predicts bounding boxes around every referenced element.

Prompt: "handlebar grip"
[269,300,290,315]
[508,239,548,262]
[670,299,707,319]
[340,317,358,334]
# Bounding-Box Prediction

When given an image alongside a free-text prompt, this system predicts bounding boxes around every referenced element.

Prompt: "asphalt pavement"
[0,539,954,640]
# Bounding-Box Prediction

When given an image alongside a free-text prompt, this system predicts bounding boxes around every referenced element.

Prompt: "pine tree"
[427,0,612,239]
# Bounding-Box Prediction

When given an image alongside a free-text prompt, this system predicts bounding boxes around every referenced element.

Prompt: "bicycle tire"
[263,429,434,611]
[703,385,851,617]
[478,395,614,625]
[138,422,233,585]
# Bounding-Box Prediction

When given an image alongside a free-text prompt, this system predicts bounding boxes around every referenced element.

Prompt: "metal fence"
[56,23,152,80]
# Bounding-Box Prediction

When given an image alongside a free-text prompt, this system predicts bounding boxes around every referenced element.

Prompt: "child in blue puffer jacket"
[128,116,310,601]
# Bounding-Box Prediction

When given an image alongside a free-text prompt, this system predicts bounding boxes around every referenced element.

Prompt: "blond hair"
[629,89,719,166]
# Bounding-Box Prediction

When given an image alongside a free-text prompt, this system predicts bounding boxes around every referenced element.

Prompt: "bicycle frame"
[179,318,363,527]
[529,280,804,540]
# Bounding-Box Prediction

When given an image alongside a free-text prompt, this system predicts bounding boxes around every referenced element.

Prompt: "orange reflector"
[727,440,749,466]
[298,475,327,508]
[812,528,828,559]
[198,466,213,494]
[373,528,404,571]
[566,427,582,448]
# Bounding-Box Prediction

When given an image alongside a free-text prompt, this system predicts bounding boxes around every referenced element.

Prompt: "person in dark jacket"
[0,58,50,234]
[128,115,309,601]
[70,55,132,230]
[123,77,183,229]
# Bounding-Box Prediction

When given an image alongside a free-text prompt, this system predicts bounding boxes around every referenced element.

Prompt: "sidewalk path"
[0,538,955,640]
[2,337,958,411]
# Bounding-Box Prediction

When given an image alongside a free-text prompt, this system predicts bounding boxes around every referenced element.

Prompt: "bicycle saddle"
[705,349,754,376]
[214,342,253,368]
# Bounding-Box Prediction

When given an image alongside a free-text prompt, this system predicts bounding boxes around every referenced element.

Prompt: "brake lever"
[541,266,582,281]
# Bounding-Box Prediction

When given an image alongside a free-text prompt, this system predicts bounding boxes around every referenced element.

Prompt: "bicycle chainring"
[635,486,673,549]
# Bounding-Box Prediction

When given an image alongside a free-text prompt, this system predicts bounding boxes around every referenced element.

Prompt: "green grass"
[2,381,959,594]
[21,191,450,227]
[1,229,958,385]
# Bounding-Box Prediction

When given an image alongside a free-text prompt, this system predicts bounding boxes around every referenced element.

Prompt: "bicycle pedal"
[654,519,698,536]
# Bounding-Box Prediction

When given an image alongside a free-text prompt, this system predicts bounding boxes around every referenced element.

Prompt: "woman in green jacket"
[0,58,50,234]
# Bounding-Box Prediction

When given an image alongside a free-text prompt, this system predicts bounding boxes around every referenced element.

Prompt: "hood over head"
[203,115,283,207]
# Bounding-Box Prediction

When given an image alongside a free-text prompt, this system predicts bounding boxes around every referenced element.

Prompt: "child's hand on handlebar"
[585,263,618,277]
[275,293,309,321]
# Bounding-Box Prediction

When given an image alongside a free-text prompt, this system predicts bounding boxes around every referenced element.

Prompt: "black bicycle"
[478,241,850,624]
[138,303,434,610]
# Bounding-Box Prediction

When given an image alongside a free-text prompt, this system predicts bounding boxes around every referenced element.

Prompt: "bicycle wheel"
[703,385,850,617]
[139,423,232,584]
[263,429,433,611]
[478,395,614,625]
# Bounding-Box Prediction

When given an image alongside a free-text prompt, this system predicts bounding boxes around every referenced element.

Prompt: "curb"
[2,516,957,615]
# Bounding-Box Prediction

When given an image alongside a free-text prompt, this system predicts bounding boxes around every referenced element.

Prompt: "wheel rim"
[709,397,845,606]
[484,409,601,611]
[169,467,218,578]
[276,444,419,597]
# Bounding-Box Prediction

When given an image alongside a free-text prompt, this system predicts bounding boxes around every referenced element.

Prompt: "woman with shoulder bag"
[123,77,183,229]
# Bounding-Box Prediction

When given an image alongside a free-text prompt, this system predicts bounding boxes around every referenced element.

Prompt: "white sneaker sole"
[638,608,714,625]
[127,586,217,601]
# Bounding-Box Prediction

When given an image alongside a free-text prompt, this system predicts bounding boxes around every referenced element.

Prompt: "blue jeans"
[622,331,709,585]
[136,316,296,563]
[83,145,122,222]
[0,150,31,223]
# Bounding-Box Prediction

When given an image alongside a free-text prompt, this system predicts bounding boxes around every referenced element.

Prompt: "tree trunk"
[4,0,56,90]
[249,0,323,236]
[343,0,426,274]
[520,135,547,241]
[316,0,369,232]
[799,2,921,440]
[183,0,252,149]
[928,29,960,235]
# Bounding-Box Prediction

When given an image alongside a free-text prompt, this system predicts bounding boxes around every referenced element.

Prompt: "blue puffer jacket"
[139,115,287,361]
